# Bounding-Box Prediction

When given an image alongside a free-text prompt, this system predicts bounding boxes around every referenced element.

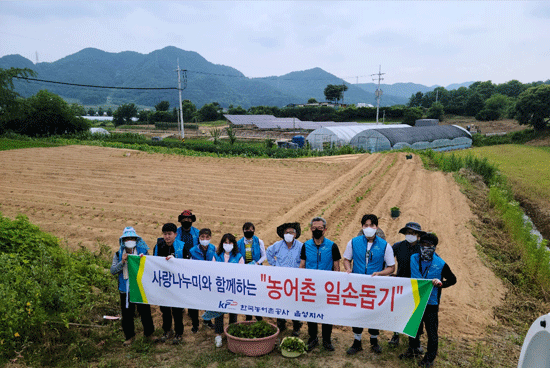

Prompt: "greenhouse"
[306,124,409,150]
[349,125,472,153]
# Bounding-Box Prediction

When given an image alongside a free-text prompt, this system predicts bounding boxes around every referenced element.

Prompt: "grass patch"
[0,137,63,150]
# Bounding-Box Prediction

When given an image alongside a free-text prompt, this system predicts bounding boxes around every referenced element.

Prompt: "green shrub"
[0,214,117,362]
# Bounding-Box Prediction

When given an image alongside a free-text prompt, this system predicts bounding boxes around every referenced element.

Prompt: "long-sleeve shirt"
[266,239,303,268]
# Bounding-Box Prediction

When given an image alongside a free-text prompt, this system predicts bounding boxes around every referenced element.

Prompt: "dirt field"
[0,145,505,363]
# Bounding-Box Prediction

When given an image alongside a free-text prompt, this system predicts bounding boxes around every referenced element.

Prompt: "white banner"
[128,255,433,336]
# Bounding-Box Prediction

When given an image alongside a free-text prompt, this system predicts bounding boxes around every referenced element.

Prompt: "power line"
[14,76,178,90]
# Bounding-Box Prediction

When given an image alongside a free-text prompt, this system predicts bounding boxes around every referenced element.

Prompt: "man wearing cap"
[110,226,154,346]
[176,210,199,259]
[266,222,304,336]
[300,216,341,352]
[388,221,426,349]
[343,214,395,355]
[400,233,456,367]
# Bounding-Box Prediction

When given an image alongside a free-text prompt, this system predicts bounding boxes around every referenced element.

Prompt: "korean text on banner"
[128,255,432,337]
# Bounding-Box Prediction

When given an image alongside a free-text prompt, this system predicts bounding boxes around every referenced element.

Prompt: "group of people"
[110,210,456,368]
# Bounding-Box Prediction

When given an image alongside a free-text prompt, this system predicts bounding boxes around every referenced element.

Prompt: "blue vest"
[153,238,184,258]
[351,235,388,275]
[176,226,199,247]
[303,238,335,271]
[411,253,446,305]
[214,252,243,263]
[237,236,261,263]
[190,243,216,261]
[117,240,149,293]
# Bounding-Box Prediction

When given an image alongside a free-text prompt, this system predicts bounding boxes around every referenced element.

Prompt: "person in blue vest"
[343,214,395,355]
[237,222,266,321]
[110,226,154,346]
[212,233,244,347]
[399,233,456,368]
[188,228,217,332]
[266,222,304,336]
[153,223,185,344]
[388,221,426,349]
[176,210,199,258]
[299,216,341,352]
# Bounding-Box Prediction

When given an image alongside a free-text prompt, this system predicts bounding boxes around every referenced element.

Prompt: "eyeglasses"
[311,227,325,231]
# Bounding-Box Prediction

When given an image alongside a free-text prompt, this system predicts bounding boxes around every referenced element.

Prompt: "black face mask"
[312,229,324,239]
[181,222,192,230]
[244,231,254,239]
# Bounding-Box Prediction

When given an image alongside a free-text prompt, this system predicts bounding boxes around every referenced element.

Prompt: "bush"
[0,214,117,362]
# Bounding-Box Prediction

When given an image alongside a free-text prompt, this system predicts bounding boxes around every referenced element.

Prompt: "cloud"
[249,37,279,48]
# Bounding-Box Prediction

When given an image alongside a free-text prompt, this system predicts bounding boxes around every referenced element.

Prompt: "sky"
[1,1,549,87]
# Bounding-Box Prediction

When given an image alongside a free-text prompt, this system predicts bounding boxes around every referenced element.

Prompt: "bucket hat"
[398,222,426,235]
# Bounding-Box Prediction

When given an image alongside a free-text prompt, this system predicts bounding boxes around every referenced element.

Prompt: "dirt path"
[0,145,504,357]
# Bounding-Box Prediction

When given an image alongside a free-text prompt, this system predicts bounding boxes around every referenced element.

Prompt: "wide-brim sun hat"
[120,226,139,240]
[276,222,301,239]
[398,221,426,235]
[178,210,196,222]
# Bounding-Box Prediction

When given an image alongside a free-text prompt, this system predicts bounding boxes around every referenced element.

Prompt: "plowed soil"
[0,145,504,350]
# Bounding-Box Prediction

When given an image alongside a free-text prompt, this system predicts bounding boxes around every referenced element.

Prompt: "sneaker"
[399,347,423,359]
[346,339,363,355]
[322,340,335,351]
[370,337,382,354]
[172,334,182,345]
[191,326,199,333]
[123,336,135,346]
[306,337,319,352]
[389,333,400,347]
[215,335,222,348]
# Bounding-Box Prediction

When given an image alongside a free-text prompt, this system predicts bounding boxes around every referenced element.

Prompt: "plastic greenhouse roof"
[369,125,471,146]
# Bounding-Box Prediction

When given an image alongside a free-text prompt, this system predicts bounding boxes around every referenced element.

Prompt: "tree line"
[2,67,549,136]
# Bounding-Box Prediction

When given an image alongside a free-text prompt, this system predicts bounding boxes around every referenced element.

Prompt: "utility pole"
[176,59,187,141]
[342,81,346,105]
[371,65,385,124]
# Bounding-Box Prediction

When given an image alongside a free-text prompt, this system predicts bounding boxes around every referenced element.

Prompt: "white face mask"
[284,233,295,243]
[405,235,418,243]
[124,240,136,249]
[200,239,210,247]
[223,243,233,253]
[363,227,377,238]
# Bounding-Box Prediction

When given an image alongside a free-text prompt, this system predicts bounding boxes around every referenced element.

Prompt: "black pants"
[352,327,380,337]
[119,293,154,340]
[277,318,303,331]
[214,313,237,334]
[307,322,332,342]
[410,304,439,362]
[160,306,184,335]
[188,308,199,329]
[245,315,263,321]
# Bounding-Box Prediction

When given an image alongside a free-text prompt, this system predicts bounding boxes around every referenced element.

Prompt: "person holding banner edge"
[266,222,304,336]
[389,221,426,350]
[212,233,244,347]
[400,232,456,367]
[343,214,395,355]
[237,222,266,322]
[153,223,185,344]
[110,226,155,346]
[300,216,341,352]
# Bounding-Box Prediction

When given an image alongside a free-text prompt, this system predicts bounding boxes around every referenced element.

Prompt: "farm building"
[349,125,472,152]
[306,124,410,150]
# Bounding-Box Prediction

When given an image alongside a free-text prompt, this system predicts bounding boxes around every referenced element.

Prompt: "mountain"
[0,47,460,109]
